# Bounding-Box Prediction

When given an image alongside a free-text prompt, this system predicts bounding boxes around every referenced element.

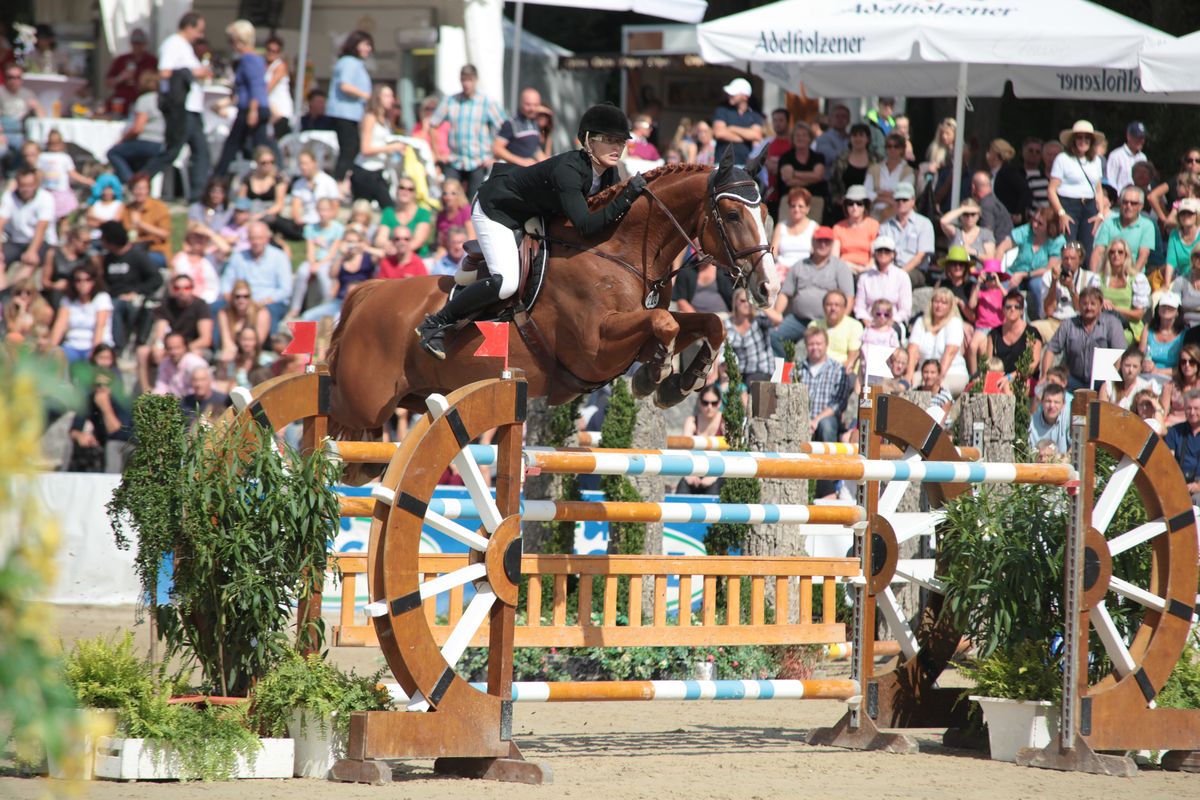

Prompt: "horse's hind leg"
[597,309,680,398]
[655,312,726,408]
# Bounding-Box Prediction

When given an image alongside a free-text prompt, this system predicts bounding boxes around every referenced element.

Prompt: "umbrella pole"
[509,1,525,112]
[291,0,312,131]
[951,62,968,209]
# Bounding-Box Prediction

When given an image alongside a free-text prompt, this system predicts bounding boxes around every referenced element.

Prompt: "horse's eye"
[725,213,740,223]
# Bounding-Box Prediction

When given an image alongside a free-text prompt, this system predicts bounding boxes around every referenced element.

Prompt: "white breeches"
[471,201,520,300]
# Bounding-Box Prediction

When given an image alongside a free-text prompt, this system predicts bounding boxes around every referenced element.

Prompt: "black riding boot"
[416,276,503,359]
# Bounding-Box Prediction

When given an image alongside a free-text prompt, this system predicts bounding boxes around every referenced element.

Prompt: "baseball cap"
[844,184,869,202]
[812,226,835,240]
[1179,198,1200,215]
[722,77,752,98]
[893,182,915,200]
[130,28,148,43]
[234,198,253,211]
[1159,291,1181,309]
[1127,121,1147,138]
[872,235,896,252]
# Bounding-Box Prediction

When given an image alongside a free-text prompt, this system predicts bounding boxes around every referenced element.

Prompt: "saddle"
[451,218,549,321]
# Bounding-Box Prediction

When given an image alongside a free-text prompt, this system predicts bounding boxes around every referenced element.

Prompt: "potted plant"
[964,642,1062,762]
[55,632,145,779]
[251,650,392,778]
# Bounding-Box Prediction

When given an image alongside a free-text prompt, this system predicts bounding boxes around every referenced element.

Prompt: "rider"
[416,102,648,359]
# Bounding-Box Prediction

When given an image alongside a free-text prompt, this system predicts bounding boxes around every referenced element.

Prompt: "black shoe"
[416,277,505,360]
[416,309,455,360]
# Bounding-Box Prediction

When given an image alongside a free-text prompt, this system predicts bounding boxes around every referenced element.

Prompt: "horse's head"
[700,150,778,308]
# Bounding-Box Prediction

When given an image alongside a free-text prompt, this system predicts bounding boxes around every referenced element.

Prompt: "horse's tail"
[326,279,383,383]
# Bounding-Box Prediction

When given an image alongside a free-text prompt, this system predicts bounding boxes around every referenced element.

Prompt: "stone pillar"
[744,382,812,560]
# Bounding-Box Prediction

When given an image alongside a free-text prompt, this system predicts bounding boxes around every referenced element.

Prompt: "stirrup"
[416,314,453,360]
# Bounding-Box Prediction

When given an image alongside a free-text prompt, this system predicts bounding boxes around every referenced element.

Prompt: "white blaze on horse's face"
[753,204,779,307]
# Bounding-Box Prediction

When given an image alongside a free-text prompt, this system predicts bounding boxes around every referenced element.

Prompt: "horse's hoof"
[631,364,659,397]
[654,377,688,409]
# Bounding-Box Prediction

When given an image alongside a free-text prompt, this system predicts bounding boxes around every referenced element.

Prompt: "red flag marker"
[473,321,510,372]
[283,321,318,362]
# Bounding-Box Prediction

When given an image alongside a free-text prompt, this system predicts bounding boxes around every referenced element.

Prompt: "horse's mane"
[586,162,711,209]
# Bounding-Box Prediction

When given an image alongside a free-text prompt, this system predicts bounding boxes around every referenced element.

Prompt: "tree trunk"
[630,383,667,619]
[519,396,558,553]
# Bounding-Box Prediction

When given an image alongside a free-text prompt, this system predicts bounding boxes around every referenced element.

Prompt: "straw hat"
[1059,120,1107,150]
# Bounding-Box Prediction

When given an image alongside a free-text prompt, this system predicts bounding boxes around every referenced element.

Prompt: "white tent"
[1139,31,1200,93]
[697,0,1183,205]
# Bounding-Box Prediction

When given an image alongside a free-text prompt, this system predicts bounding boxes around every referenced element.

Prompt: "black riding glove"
[626,174,647,196]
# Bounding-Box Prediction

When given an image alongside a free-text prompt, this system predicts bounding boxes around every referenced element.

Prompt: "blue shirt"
[1164,421,1200,482]
[221,245,294,306]
[233,52,269,110]
[1028,407,1071,454]
[1008,224,1065,275]
[713,104,764,166]
[327,56,371,122]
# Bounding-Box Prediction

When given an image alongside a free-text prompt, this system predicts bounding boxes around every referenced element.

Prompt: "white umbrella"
[508,0,707,110]
[1138,31,1200,93]
[698,0,1176,206]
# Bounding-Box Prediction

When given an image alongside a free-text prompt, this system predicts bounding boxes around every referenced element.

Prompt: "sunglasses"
[700,399,720,407]
[1120,199,1141,206]
[393,237,412,243]
[1003,303,1022,311]
[1188,158,1200,164]
[873,310,892,318]
[874,248,894,254]
[1183,358,1198,366]
[233,293,250,300]
[398,185,415,191]
[845,199,867,207]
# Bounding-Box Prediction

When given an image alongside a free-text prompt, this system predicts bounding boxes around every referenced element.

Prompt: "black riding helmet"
[578,102,633,141]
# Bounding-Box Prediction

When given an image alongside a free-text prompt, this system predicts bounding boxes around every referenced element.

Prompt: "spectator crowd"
[2,13,1199,495]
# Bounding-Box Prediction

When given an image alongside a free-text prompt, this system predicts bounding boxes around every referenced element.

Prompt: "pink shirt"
[975,286,1005,330]
[153,351,207,398]
[833,217,880,267]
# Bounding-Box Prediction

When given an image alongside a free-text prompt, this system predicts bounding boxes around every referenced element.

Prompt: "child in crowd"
[38,129,94,220]
[920,359,954,416]
[348,199,384,257]
[862,299,901,349]
[289,197,344,317]
[217,199,254,257]
[171,224,222,304]
[86,174,125,235]
[300,225,376,322]
[888,347,911,390]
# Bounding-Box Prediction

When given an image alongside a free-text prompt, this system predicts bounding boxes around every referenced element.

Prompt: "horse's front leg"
[654,312,726,408]
[596,309,680,397]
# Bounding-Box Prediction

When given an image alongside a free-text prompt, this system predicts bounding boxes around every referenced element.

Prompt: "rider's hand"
[626,174,647,196]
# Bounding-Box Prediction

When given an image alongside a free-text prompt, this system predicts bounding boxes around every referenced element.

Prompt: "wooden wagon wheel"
[1019,396,1200,774]
[810,391,973,751]
[339,376,549,783]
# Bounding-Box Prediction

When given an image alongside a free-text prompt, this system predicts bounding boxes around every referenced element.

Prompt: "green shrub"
[251,650,391,737]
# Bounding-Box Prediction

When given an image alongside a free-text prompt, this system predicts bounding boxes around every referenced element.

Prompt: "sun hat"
[1159,291,1182,309]
[937,245,973,267]
[844,184,869,202]
[872,234,896,252]
[722,77,752,98]
[1059,120,1107,150]
[812,225,835,240]
[893,182,915,200]
[1179,198,1200,215]
[978,257,1011,282]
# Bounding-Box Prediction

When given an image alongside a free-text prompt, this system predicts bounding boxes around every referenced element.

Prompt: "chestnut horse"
[326,156,777,445]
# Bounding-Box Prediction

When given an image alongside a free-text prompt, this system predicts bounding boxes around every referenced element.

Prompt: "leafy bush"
[251,650,392,737]
[708,343,761,555]
[959,641,1063,703]
[459,643,783,682]
[1158,631,1200,710]
[63,632,158,711]
[600,379,644,555]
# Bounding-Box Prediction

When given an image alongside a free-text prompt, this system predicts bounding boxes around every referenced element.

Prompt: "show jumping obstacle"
[218,368,1200,782]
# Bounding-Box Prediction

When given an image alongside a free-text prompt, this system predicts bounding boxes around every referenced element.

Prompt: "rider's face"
[589,134,626,169]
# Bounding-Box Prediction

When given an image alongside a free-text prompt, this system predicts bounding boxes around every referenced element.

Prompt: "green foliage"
[600,379,644,555]
[63,632,157,711]
[250,650,392,737]
[781,338,797,365]
[960,641,1063,703]
[107,394,186,614]
[110,413,342,697]
[1159,632,1200,710]
[137,702,261,782]
[708,343,761,555]
[548,396,584,554]
[460,644,781,682]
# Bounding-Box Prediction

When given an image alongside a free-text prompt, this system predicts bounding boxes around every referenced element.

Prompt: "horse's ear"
[715,147,734,185]
[743,147,766,179]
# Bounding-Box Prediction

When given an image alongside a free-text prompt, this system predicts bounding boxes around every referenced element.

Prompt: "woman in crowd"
[188,177,233,239]
[289,197,344,316]
[1163,342,1200,427]
[38,128,93,221]
[777,124,827,225]
[352,85,405,209]
[1171,250,1200,329]
[68,343,133,474]
[286,148,339,239]
[1148,147,1200,222]
[829,123,877,218]
[216,324,272,394]
[690,120,716,166]
[1134,387,1166,433]
[1139,291,1184,377]
[86,175,125,235]
[831,185,880,273]
[936,247,977,325]
[922,118,958,214]
[1048,120,1107,255]
[865,133,915,222]
[328,30,374,184]
[106,71,165,183]
[412,94,450,174]
[300,225,376,322]
[1099,347,1158,409]
[677,383,724,495]
[264,36,293,140]
[997,207,1064,320]
[380,175,434,257]
[213,20,275,177]
[217,279,271,357]
[435,178,473,252]
[769,187,817,284]
[3,277,54,346]
[1165,198,1200,284]
[724,287,773,384]
[980,289,1042,384]
[41,223,89,306]
[171,224,221,304]
[50,264,112,362]
[239,145,289,232]
[120,173,171,268]
[940,197,996,260]
[906,287,969,396]
[1087,239,1149,344]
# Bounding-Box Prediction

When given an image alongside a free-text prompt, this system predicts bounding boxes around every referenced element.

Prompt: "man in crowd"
[879,182,934,287]
[711,77,763,168]
[378,226,427,279]
[766,227,853,354]
[1021,137,1048,210]
[180,365,230,426]
[142,12,212,202]
[761,107,792,218]
[152,331,207,398]
[814,104,850,167]
[97,221,162,352]
[988,139,1029,223]
[104,28,157,115]
[431,225,468,277]
[432,64,507,198]
[797,326,849,499]
[1106,121,1148,194]
[0,65,44,175]
[1037,241,1091,340]
[300,89,334,132]
[138,274,212,391]
[970,171,1013,244]
[0,167,55,282]
[1165,389,1200,505]
[1091,186,1154,274]
[854,236,912,326]
[1040,286,1125,390]
[864,96,895,158]
[493,88,549,167]
[220,221,293,330]
[808,289,863,371]
[1028,382,1071,455]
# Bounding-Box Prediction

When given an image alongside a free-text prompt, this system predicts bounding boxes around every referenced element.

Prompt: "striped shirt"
[432,92,508,172]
